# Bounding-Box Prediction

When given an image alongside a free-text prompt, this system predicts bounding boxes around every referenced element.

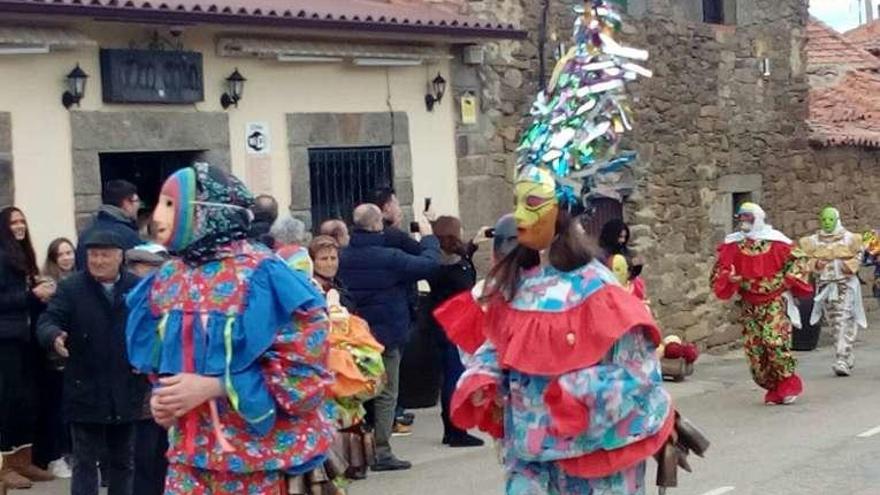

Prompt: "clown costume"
[711,202,812,405]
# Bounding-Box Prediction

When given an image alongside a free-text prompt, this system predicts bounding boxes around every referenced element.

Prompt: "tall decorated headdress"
[517,0,651,211]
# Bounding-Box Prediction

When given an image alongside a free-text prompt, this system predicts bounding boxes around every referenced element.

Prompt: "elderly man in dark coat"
[38,230,147,495]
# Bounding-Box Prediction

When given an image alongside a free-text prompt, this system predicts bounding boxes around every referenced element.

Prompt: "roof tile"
[809,71,880,149]
[0,0,524,39]
[807,18,880,71]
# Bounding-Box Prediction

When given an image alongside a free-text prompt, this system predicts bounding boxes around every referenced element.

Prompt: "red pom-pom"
[664,342,684,359]
[682,343,699,364]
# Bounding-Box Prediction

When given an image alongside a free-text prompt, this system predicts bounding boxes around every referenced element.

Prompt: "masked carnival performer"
[125,163,334,494]
[434,3,679,493]
[799,207,866,376]
[712,203,812,404]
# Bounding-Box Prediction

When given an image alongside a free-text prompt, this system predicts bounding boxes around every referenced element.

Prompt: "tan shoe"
[5,448,54,483]
[0,467,32,490]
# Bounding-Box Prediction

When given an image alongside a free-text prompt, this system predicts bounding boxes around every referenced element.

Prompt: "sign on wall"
[245,122,272,195]
[100,49,204,104]
[245,122,271,155]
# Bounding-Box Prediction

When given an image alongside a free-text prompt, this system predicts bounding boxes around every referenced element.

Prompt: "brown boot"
[6,448,53,483]
[0,464,32,490]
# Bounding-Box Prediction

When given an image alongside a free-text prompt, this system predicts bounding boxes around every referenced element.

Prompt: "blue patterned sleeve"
[224,259,331,436]
[125,273,161,373]
[544,328,670,440]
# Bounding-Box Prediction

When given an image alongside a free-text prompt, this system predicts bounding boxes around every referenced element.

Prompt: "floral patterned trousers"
[740,297,797,390]
[164,464,285,495]
[506,459,646,495]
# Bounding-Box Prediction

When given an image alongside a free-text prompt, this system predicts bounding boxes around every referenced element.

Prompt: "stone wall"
[452,0,812,348]
[70,111,230,230]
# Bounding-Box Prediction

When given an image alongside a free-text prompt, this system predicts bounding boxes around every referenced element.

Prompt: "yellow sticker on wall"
[460,93,477,125]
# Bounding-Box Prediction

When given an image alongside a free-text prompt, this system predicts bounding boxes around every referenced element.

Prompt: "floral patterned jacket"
[440,261,673,479]
[126,241,334,475]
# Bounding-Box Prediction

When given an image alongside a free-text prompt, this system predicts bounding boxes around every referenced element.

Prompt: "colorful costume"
[711,203,812,404]
[799,207,866,376]
[436,3,676,493]
[126,164,334,494]
[438,262,672,495]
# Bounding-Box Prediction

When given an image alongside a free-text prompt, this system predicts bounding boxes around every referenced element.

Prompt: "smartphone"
[410,221,421,234]
[424,197,432,213]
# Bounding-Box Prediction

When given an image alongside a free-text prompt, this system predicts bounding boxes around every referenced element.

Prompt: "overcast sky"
[811,0,865,32]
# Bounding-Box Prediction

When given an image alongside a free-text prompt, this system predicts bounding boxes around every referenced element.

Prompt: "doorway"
[100,151,200,209]
[99,151,201,233]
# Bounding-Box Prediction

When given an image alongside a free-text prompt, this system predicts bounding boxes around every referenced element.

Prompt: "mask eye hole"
[525,195,547,208]
[165,199,174,208]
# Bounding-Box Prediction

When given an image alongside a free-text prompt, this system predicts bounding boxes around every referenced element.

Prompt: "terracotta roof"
[807,18,880,72]
[844,19,880,53]
[0,0,525,40]
[809,70,880,148]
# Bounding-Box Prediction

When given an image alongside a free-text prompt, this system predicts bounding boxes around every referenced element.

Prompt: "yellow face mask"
[514,167,559,251]
[610,254,629,286]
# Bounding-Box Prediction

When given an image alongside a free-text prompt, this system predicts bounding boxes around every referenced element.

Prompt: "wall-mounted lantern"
[425,72,447,112]
[761,58,771,78]
[62,64,88,109]
[221,68,246,109]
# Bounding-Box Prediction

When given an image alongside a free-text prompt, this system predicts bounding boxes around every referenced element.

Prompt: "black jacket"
[37,271,147,424]
[77,206,142,269]
[339,231,440,350]
[0,252,35,342]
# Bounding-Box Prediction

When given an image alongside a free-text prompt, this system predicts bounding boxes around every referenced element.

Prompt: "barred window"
[308,146,394,227]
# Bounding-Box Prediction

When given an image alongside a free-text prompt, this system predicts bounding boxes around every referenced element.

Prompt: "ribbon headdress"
[517,0,651,211]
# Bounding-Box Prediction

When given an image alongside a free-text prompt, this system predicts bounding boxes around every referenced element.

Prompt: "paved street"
[28,322,880,495]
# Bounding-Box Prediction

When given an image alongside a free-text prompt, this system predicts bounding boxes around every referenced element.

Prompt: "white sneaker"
[49,459,72,479]
[833,362,851,377]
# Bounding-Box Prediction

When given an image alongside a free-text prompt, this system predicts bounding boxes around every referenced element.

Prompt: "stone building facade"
[443,0,819,347]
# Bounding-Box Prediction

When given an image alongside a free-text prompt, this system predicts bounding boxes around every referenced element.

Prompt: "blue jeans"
[70,422,134,495]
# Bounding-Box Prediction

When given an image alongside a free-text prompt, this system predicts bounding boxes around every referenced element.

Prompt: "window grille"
[308,146,394,228]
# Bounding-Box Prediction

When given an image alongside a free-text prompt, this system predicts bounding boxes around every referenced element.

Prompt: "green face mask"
[820,208,838,234]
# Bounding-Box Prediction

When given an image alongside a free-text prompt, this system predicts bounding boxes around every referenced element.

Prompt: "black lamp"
[425,72,447,112]
[62,64,88,109]
[221,68,246,109]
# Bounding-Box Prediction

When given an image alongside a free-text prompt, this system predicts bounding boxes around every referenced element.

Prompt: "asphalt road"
[27,323,880,495]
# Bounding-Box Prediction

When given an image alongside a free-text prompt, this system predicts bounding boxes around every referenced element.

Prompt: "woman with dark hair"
[0,207,56,489]
[598,218,631,259]
[599,219,647,301]
[427,216,485,448]
[43,238,76,283]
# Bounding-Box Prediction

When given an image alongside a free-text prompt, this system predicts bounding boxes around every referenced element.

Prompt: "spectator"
[426,216,487,448]
[319,219,350,248]
[124,244,169,495]
[125,244,169,278]
[369,188,423,432]
[38,230,148,495]
[77,180,142,269]
[338,204,440,472]
[249,194,278,248]
[35,238,78,479]
[0,207,56,489]
[369,187,421,255]
[43,238,76,283]
[271,213,313,276]
[308,235,356,313]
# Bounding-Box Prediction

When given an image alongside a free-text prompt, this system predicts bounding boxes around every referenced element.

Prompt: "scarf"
[724,202,792,245]
[159,163,255,264]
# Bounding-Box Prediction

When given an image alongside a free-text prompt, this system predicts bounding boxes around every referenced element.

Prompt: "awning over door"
[217,36,451,64]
